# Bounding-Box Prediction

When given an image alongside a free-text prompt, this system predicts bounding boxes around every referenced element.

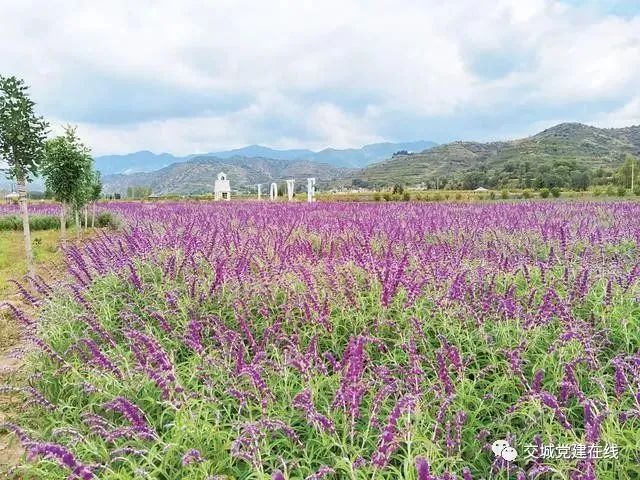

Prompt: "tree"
[42,126,93,239]
[126,185,151,199]
[570,171,591,191]
[89,171,102,228]
[615,155,638,189]
[72,162,96,236]
[0,76,49,276]
[351,178,371,189]
[462,171,486,190]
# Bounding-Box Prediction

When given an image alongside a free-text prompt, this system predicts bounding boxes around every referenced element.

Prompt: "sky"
[1,0,639,156]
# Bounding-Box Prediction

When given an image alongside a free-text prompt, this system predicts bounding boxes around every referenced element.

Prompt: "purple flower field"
[2,200,640,479]
[0,202,63,217]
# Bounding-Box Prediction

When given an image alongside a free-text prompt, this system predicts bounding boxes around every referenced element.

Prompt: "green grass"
[0,214,119,296]
[0,230,63,297]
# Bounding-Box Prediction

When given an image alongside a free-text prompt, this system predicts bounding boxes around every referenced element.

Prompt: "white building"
[214,172,231,201]
[4,192,19,204]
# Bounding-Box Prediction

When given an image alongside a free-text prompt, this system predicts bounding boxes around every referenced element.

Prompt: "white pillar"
[307,178,316,202]
[286,179,295,201]
[257,184,262,200]
[270,182,278,201]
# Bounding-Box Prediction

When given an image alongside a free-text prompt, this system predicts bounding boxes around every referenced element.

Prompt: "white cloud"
[52,95,381,155]
[1,0,638,154]
[591,96,640,127]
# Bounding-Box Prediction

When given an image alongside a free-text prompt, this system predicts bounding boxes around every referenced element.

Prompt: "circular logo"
[492,440,518,462]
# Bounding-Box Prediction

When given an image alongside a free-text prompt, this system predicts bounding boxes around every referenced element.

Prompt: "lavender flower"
[293,389,335,434]
[25,442,95,479]
[305,466,335,480]
[371,395,417,468]
[182,448,204,466]
[415,457,434,480]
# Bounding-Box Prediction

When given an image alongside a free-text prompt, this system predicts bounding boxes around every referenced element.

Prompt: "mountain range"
[2,123,639,195]
[102,156,354,195]
[99,123,639,195]
[94,141,438,174]
[358,123,640,186]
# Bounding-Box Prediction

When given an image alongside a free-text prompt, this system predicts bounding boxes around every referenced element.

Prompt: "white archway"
[286,179,295,201]
[307,178,316,202]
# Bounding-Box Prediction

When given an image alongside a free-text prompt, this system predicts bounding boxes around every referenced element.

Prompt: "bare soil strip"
[0,298,28,474]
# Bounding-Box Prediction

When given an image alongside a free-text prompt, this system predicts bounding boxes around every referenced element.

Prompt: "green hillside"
[102,156,354,195]
[359,123,640,189]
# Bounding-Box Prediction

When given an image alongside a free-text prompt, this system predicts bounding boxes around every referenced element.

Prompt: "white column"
[286,179,295,201]
[307,178,316,202]
[257,184,262,200]
[270,182,278,201]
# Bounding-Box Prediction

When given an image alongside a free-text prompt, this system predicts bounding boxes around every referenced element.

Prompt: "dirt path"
[0,298,28,475]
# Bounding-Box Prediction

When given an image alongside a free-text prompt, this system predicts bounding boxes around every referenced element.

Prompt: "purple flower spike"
[182,448,204,466]
[24,442,95,479]
[415,457,434,480]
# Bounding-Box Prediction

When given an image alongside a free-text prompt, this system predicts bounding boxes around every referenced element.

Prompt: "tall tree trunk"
[16,174,35,278]
[84,206,88,229]
[60,202,66,240]
[91,202,96,228]
[75,208,80,240]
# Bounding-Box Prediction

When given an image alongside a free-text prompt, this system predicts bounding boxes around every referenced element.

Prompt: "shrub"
[455,193,462,200]
[30,215,64,231]
[606,185,616,196]
[500,190,509,200]
[402,192,411,201]
[550,187,561,198]
[592,188,602,197]
[616,187,627,197]
[96,212,121,229]
[540,188,550,199]
[0,215,21,231]
[634,185,640,196]
[489,191,496,200]
[373,193,381,202]
[382,193,391,202]
[0,215,71,231]
[522,190,532,199]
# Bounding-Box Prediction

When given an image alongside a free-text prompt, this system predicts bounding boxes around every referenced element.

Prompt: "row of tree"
[0,75,101,276]
[459,156,638,191]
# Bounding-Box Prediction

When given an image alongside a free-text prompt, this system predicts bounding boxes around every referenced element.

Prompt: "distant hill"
[94,140,437,174]
[359,123,640,187]
[102,156,354,195]
[93,151,185,176]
